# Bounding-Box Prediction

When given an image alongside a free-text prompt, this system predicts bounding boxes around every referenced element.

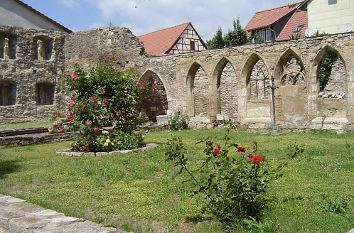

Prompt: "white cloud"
[59,0,77,8]
[91,0,291,40]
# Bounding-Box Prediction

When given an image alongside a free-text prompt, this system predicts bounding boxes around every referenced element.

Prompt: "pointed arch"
[139,69,168,121]
[273,48,308,126]
[186,61,209,117]
[241,53,270,100]
[211,57,238,119]
[310,45,348,121]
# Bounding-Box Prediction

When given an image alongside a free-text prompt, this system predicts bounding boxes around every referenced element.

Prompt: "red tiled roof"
[277,10,308,41]
[245,1,303,31]
[14,0,72,33]
[138,22,189,56]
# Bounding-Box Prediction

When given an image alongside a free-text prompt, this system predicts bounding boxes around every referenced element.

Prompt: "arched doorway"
[213,58,238,120]
[186,62,209,117]
[140,70,168,122]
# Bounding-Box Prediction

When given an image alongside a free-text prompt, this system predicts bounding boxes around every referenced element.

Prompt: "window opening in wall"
[0,35,17,59]
[0,81,16,106]
[190,41,196,51]
[34,37,53,61]
[328,0,337,5]
[36,83,55,105]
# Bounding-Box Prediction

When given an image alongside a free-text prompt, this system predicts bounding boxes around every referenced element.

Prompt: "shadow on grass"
[0,160,20,179]
[185,214,213,223]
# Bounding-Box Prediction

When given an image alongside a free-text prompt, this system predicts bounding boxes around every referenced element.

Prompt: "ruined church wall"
[153,33,354,131]
[0,26,66,123]
[35,26,354,131]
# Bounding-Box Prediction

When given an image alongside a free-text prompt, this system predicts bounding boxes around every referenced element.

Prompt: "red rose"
[152,83,158,93]
[68,102,75,107]
[70,97,75,101]
[93,126,99,132]
[102,98,109,106]
[59,127,65,134]
[66,113,73,123]
[141,80,146,90]
[251,155,264,165]
[85,120,91,127]
[237,146,246,153]
[70,72,78,81]
[92,95,98,101]
[116,111,123,117]
[213,148,220,157]
[213,145,221,157]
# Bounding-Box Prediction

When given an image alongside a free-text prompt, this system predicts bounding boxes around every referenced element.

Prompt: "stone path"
[0,195,125,233]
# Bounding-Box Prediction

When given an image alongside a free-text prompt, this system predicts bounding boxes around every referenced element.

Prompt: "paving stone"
[0,195,126,233]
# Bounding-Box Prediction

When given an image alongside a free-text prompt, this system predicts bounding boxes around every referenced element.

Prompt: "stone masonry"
[0,26,65,123]
[64,28,354,131]
[0,194,124,232]
[1,25,353,131]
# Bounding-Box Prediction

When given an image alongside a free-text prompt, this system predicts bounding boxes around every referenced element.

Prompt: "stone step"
[0,195,126,233]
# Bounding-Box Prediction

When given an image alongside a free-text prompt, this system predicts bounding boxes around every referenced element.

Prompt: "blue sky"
[22,0,294,40]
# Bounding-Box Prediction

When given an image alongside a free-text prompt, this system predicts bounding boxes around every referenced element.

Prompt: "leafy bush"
[168,111,188,131]
[165,127,282,226]
[287,142,305,159]
[318,53,336,92]
[321,194,350,214]
[64,64,145,152]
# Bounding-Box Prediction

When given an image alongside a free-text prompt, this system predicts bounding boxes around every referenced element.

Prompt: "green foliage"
[168,111,188,131]
[64,64,143,152]
[252,31,264,44]
[92,130,144,152]
[206,28,225,49]
[321,194,350,214]
[287,142,305,159]
[224,18,247,47]
[318,53,337,92]
[207,18,247,49]
[165,127,281,226]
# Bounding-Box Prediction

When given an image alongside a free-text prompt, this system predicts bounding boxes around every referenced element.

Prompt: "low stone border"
[56,143,158,157]
[0,194,125,233]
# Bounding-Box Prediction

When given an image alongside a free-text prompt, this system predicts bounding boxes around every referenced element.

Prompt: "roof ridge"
[13,0,72,33]
[255,1,304,14]
[138,22,189,37]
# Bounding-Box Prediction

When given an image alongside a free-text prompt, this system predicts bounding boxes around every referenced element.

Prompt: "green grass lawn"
[0,129,353,232]
[0,119,53,130]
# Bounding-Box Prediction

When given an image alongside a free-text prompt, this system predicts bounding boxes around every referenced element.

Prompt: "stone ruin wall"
[0,26,65,123]
[63,28,354,131]
[162,33,354,131]
[3,26,350,131]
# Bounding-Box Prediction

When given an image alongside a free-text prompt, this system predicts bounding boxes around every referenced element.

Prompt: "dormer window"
[294,24,304,33]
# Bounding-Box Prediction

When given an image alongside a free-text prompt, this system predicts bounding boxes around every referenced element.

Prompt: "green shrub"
[64,64,146,152]
[168,111,188,131]
[321,194,350,214]
[318,53,337,92]
[287,142,305,159]
[165,127,283,226]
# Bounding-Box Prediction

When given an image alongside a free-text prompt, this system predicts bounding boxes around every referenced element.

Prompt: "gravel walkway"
[0,195,125,233]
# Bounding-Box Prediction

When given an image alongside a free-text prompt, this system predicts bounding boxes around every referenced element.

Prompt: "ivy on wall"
[318,52,337,92]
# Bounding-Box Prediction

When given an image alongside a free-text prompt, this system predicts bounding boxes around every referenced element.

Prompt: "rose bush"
[64,64,146,152]
[165,125,284,226]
